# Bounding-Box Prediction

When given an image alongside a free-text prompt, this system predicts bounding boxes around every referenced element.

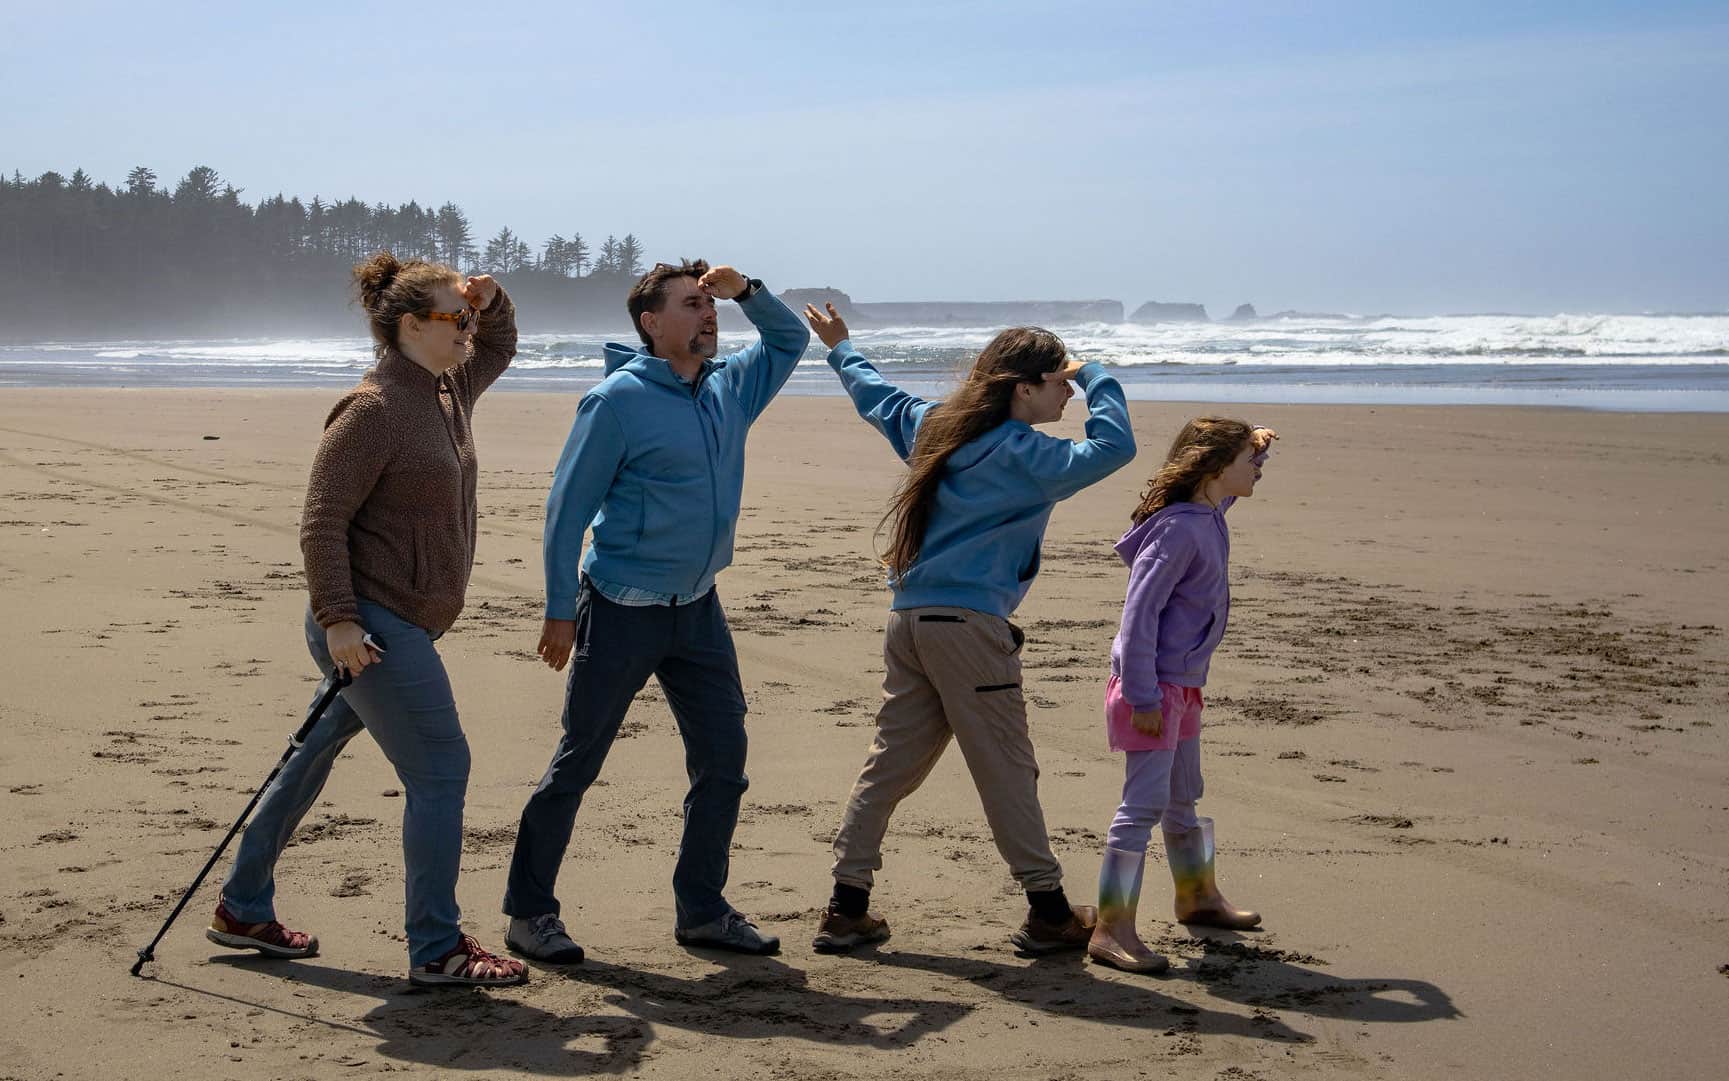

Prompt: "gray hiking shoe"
[505,913,586,964]
[675,910,781,955]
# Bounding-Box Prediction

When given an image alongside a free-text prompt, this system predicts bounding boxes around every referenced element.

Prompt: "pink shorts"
[1106,675,1203,752]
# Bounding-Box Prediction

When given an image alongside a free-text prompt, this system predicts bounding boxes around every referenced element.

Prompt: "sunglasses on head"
[421,307,476,332]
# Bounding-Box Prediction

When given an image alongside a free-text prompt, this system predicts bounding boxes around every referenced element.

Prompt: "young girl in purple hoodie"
[1087,417,1276,974]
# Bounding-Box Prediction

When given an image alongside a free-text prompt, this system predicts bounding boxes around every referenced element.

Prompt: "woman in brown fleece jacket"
[208,252,528,987]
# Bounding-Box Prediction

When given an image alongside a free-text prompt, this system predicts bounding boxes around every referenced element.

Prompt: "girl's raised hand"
[1250,426,1279,452]
[1044,359,1086,382]
[803,302,851,349]
[1130,709,1163,736]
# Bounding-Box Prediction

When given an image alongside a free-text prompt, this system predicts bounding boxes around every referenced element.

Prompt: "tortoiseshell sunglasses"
[422,307,477,332]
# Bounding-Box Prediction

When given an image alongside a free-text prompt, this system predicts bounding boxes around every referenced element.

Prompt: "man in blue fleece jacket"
[502,260,810,960]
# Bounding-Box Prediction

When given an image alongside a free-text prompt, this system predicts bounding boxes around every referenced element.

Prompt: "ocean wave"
[1,314,1723,390]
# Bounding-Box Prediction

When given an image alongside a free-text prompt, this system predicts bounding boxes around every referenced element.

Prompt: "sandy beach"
[1,388,1725,1081]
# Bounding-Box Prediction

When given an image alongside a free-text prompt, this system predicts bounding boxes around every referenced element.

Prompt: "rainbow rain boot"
[1087,846,1169,973]
[1163,817,1261,930]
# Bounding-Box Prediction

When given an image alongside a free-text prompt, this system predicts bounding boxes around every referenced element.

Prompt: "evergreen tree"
[435,202,473,270]
[617,233,645,278]
[594,235,620,276]
[481,226,518,273]
[565,232,589,277]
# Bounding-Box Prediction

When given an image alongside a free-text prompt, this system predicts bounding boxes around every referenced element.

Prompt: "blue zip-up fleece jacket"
[542,289,810,619]
[1109,501,1236,711]
[827,340,1136,618]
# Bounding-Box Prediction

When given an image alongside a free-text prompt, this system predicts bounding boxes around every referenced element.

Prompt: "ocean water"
[3,313,1726,411]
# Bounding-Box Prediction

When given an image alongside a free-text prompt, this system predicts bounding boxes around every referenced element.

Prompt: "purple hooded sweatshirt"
[1108,498,1239,712]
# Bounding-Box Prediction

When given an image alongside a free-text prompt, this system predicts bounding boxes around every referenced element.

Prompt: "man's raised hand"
[698,265,749,300]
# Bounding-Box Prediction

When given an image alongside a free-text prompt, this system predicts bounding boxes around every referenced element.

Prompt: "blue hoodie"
[542,289,810,619]
[827,340,1136,618]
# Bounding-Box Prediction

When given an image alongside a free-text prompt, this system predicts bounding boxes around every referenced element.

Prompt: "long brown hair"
[1129,417,1255,524]
[882,327,1068,577]
[352,251,461,357]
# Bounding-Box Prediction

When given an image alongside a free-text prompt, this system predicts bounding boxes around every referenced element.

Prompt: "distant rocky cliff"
[722,287,1267,331]
[778,289,1123,327]
[1129,301,1210,323]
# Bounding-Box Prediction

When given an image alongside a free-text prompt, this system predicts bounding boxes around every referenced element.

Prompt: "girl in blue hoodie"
[1087,417,1275,974]
[801,302,1136,955]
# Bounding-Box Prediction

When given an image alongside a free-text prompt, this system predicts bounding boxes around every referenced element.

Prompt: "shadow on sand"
[158,928,1454,1075]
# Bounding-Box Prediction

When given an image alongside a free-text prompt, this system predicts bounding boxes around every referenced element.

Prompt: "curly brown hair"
[351,251,462,357]
[1129,417,1256,524]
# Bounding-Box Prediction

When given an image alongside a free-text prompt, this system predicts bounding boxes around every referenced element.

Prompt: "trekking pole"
[129,634,385,976]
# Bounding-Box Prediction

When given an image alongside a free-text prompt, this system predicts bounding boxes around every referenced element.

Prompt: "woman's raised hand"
[803,302,850,349]
[461,274,498,311]
[1250,426,1279,452]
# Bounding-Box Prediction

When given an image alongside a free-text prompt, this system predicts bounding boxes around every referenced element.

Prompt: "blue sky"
[4,1,1726,313]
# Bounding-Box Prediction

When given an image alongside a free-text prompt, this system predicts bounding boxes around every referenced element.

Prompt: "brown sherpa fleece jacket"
[300,288,517,634]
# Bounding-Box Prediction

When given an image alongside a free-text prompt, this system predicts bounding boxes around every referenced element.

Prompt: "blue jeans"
[220,602,470,967]
[503,584,749,929]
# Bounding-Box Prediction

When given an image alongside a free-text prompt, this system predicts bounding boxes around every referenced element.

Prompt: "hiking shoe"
[410,935,528,987]
[206,901,318,959]
[506,913,586,964]
[812,908,891,954]
[1010,904,1098,954]
[675,910,781,955]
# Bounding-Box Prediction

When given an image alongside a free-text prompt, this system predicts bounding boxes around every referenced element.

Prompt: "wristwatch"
[735,277,762,302]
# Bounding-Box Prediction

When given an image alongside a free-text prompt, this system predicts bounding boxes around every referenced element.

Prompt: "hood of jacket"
[1114,500,1219,565]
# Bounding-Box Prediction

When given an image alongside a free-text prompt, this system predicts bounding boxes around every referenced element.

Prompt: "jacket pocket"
[411,524,432,592]
[571,582,596,662]
[1182,614,1217,670]
[1018,543,1043,584]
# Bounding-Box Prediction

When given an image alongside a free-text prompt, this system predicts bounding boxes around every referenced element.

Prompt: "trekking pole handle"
[327,632,388,688]
[287,634,387,749]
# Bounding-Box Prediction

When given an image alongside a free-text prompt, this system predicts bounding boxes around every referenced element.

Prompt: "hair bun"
[353,251,403,311]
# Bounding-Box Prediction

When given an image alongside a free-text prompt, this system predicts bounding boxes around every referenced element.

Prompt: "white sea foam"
[844,314,1729,367]
[2,316,1724,409]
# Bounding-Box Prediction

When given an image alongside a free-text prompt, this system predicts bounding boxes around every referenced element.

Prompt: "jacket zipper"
[690,366,723,594]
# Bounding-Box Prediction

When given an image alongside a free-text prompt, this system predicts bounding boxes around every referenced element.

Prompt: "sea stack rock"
[780,287,856,320]
[1130,301,1210,323]
[1227,303,1258,321]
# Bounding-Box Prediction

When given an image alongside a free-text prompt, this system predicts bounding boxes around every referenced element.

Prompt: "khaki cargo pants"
[831,606,1064,893]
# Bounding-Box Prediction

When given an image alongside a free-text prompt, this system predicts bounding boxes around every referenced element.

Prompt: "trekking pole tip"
[130,948,152,977]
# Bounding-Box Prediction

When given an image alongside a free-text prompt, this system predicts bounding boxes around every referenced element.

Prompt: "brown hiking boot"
[812,907,891,953]
[1010,904,1098,954]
